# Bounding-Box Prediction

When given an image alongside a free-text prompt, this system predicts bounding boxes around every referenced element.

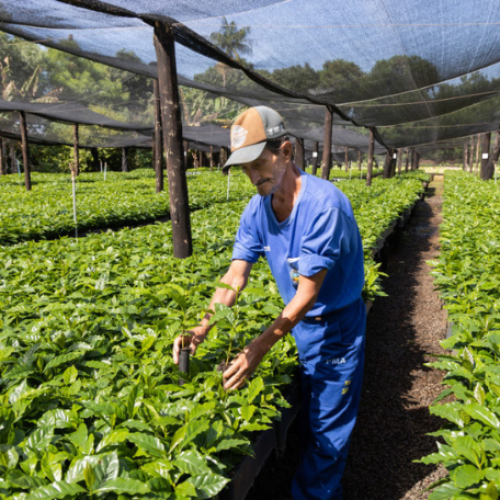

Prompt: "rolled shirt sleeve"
[298,207,352,277]
[232,203,263,263]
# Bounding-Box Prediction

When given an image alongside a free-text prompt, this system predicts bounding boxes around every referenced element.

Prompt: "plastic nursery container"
[178,347,190,385]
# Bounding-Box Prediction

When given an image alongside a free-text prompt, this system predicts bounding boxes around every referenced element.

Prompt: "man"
[173,106,366,500]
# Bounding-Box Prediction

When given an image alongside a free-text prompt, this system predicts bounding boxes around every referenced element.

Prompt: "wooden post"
[382,148,394,179]
[295,137,305,169]
[397,149,402,175]
[358,150,362,171]
[366,127,375,187]
[405,147,410,172]
[468,136,473,173]
[475,135,480,175]
[480,132,492,180]
[209,146,214,171]
[321,107,333,180]
[121,147,128,172]
[154,21,192,258]
[463,138,468,171]
[153,79,164,193]
[310,141,319,176]
[9,141,15,175]
[0,136,3,176]
[344,147,349,172]
[198,150,203,168]
[19,111,31,191]
[73,124,80,176]
[183,140,189,171]
[416,152,421,169]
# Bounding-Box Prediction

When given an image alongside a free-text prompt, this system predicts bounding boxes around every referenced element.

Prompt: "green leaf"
[453,464,484,489]
[96,430,129,452]
[173,450,212,477]
[247,376,264,404]
[92,451,120,489]
[453,435,481,468]
[428,482,462,500]
[128,433,167,458]
[215,438,249,452]
[474,383,486,406]
[127,384,144,419]
[63,365,78,385]
[95,477,150,495]
[44,352,82,372]
[169,425,187,454]
[24,481,87,500]
[464,404,500,429]
[189,472,230,499]
[84,462,96,491]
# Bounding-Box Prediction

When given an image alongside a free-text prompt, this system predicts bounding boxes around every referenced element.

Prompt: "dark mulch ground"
[246,180,448,500]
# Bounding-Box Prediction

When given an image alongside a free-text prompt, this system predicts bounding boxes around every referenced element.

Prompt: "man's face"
[240,144,286,196]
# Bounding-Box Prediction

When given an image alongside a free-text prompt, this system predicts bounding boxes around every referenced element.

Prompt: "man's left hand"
[223,342,265,391]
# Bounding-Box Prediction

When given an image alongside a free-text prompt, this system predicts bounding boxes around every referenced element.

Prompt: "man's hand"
[223,341,266,391]
[172,326,207,365]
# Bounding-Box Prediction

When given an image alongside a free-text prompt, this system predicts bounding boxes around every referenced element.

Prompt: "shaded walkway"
[246,179,448,500]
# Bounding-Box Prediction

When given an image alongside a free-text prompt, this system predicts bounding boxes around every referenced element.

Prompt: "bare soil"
[246,180,449,500]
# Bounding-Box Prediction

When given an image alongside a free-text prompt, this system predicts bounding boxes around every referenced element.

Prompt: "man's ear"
[282,140,293,161]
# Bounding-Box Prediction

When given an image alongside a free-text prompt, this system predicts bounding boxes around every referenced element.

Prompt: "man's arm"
[172,259,253,364]
[223,268,328,390]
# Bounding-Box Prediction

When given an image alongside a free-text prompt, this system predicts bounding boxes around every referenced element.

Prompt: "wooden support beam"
[480,132,492,180]
[321,107,333,180]
[382,148,395,179]
[154,21,192,258]
[463,138,468,171]
[475,135,480,175]
[397,149,402,175]
[311,141,319,176]
[366,128,374,187]
[153,79,164,193]
[0,136,4,176]
[295,137,305,169]
[121,147,128,172]
[9,141,15,175]
[405,147,410,172]
[344,147,349,172]
[19,111,31,191]
[73,124,80,176]
[209,146,214,171]
[358,150,362,171]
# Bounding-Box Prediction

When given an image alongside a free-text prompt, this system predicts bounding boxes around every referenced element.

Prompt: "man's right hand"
[172,326,207,364]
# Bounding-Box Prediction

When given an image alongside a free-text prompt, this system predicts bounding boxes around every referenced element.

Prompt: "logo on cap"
[231,125,248,150]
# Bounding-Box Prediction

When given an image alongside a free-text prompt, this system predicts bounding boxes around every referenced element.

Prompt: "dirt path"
[342,179,448,499]
[246,179,448,500]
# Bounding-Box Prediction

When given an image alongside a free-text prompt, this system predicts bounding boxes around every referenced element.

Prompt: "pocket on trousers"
[311,360,355,410]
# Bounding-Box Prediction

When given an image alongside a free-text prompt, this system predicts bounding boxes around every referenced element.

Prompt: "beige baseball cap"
[223,106,286,172]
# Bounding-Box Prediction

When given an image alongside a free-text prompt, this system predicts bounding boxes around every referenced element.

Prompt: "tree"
[209,17,252,87]
[316,59,364,102]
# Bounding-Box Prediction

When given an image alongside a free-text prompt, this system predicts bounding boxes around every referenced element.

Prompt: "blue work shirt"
[232,170,364,317]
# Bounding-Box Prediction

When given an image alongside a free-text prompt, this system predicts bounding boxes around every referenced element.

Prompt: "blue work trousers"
[291,297,366,500]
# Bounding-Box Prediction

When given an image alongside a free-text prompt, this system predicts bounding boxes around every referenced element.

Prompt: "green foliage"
[421,172,500,499]
[0,170,425,498]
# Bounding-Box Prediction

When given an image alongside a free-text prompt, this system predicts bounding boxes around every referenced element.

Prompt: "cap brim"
[222,142,266,172]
